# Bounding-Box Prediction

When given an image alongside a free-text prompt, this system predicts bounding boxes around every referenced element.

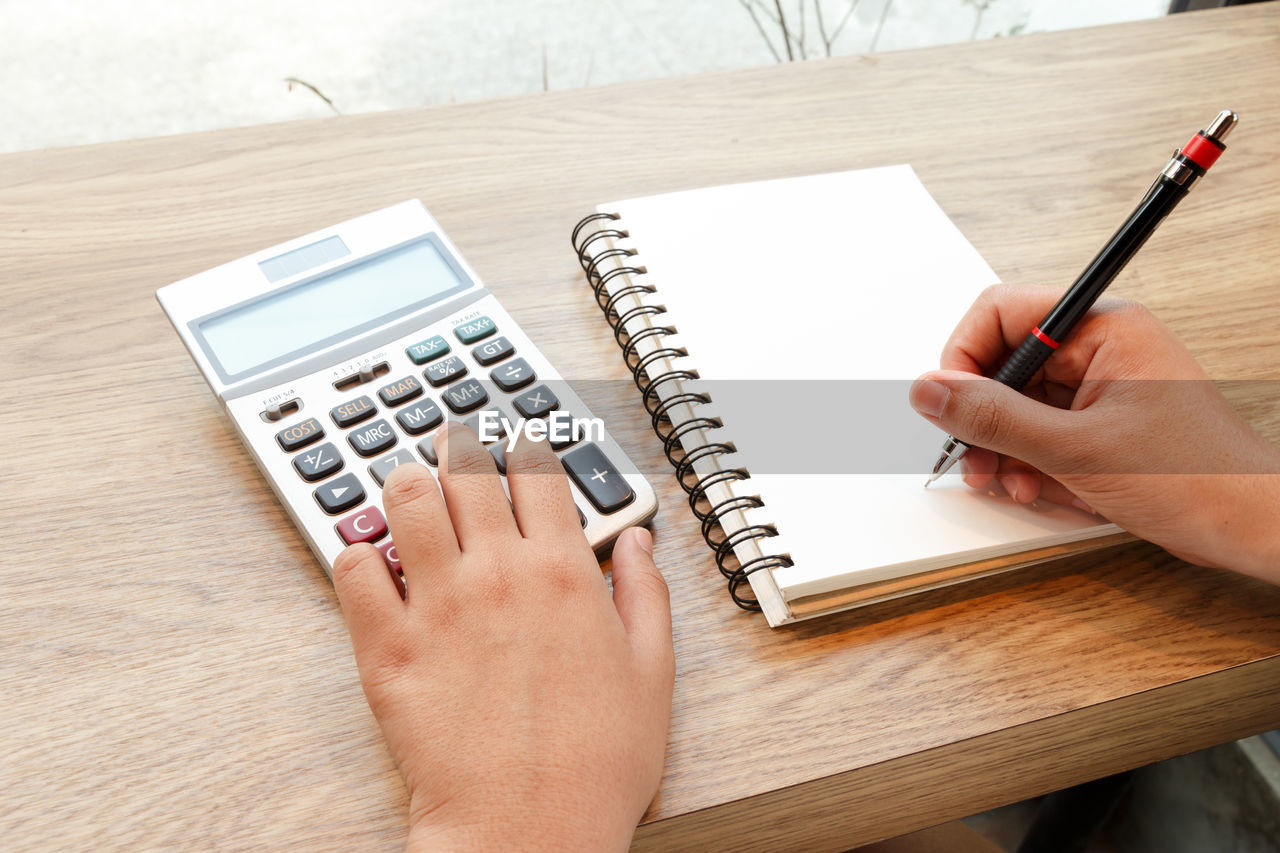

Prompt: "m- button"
[349,418,397,457]
[331,395,377,428]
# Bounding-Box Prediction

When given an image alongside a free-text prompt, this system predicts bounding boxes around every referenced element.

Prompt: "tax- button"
[562,443,635,514]
[276,417,324,452]
[331,395,376,428]
[472,335,514,366]
[349,418,397,457]
[293,442,344,482]
[336,506,388,545]
[378,375,423,407]
[454,315,496,344]
[314,472,365,514]
[405,334,450,365]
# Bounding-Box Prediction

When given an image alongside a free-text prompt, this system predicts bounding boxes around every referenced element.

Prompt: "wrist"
[406,799,636,853]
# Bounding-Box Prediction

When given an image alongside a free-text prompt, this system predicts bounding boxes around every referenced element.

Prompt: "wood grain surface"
[3,5,1280,850]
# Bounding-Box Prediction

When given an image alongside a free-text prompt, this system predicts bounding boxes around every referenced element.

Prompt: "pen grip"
[993,332,1057,391]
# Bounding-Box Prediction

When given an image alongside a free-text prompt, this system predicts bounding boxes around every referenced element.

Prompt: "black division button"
[276,417,324,452]
[331,395,377,428]
[562,443,635,514]
[442,378,489,414]
[348,418,397,458]
[314,472,365,515]
[424,355,468,387]
[395,398,444,435]
[293,442,344,482]
[512,384,559,419]
[490,357,536,392]
[369,449,416,487]
[377,375,424,407]
[471,335,515,366]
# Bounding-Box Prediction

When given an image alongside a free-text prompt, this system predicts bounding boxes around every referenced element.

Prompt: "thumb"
[610,528,674,677]
[910,369,1081,471]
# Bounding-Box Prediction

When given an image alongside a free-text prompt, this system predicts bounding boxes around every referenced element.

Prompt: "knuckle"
[508,446,562,478]
[333,544,377,583]
[381,465,439,508]
[444,445,496,477]
[964,394,1009,446]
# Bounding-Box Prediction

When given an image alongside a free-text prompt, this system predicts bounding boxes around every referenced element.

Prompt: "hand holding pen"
[925,110,1239,484]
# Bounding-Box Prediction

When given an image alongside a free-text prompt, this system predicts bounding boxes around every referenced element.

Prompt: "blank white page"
[605,166,1117,601]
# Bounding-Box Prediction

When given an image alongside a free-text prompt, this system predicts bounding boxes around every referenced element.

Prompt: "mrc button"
[276,417,324,452]
[349,418,397,457]
[331,395,377,428]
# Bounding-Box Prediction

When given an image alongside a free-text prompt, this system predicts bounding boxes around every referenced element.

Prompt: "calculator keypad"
[442,379,489,414]
[369,449,416,486]
[395,399,444,435]
[349,419,398,458]
[331,395,377,428]
[294,442,344,482]
[491,357,536,392]
[512,384,559,420]
[454,315,496,344]
[405,335,450,365]
[337,506,388,545]
[562,444,635,514]
[472,335,514,365]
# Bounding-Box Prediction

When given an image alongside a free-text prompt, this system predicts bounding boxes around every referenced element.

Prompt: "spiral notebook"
[572,166,1126,626]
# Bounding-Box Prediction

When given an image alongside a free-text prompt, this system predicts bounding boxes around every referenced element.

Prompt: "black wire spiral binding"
[572,212,794,612]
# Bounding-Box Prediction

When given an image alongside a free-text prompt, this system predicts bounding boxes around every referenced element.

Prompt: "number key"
[369,449,416,486]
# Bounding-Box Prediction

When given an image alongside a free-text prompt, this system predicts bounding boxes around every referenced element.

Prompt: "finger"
[960,446,999,490]
[332,543,405,649]
[940,284,1065,374]
[380,462,460,590]
[995,456,1042,504]
[505,431,583,541]
[910,369,1086,474]
[610,528,674,681]
[436,422,519,550]
[1030,472,1097,516]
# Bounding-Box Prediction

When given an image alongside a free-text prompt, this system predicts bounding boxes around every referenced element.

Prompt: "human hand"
[331,424,674,851]
[909,284,1280,583]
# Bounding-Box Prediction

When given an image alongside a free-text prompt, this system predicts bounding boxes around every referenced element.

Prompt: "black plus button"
[293,442,344,482]
[472,335,515,366]
[490,358,535,392]
[348,418,397,458]
[314,472,365,515]
[561,443,634,514]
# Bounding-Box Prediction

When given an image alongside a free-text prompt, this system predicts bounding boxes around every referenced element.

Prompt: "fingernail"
[1071,497,1095,515]
[910,379,950,419]
[1000,475,1020,502]
[632,527,653,555]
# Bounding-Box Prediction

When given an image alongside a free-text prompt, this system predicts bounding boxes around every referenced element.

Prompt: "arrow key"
[314,472,366,515]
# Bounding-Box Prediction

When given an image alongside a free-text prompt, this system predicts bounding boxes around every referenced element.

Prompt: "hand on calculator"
[331,423,674,851]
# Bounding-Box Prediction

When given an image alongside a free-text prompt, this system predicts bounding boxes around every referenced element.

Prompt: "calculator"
[157,200,657,580]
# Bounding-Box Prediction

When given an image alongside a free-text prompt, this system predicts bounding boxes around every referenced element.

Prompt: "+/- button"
[314,472,365,515]
[293,442,344,482]
[331,395,377,428]
[336,506,388,545]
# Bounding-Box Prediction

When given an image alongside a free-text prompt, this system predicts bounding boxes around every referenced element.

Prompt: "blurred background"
[1,0,1170,154]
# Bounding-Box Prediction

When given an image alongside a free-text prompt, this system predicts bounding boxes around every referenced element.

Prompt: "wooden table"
[4,5,1280,850]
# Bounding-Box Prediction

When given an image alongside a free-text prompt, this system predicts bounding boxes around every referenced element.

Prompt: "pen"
[926,109,1239,486]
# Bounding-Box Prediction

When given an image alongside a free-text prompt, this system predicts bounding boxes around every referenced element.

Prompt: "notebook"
[571,166,1126,626]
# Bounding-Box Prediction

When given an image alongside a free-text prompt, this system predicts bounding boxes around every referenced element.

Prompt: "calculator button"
[378,541,402,573]
[578,505,587,528]
[562,443,635,514]
[406,334,450,365]
[293,442,344,482]
[276,417,324,452]
[465,410,507,443]
[315,472,366,515]
[512,384,559,419]
[424,355,468,387]
[331,395,377,428]
[377,375,424,407]
[395,399,444,435]
[454,315,496,344]
[369,449,416,486]
[349,419,397,457]
[416,436,439,466]
[442,379,489,414]
[489,442,508,475]
[491,358,536,392]
[336,506,388,545]
[549,417,582,452]
[472,335,515,366]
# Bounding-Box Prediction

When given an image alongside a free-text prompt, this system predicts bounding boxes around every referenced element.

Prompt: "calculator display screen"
[198,238,469,379]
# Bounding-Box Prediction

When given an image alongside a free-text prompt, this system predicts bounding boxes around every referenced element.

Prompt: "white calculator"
[158,201,657,578]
